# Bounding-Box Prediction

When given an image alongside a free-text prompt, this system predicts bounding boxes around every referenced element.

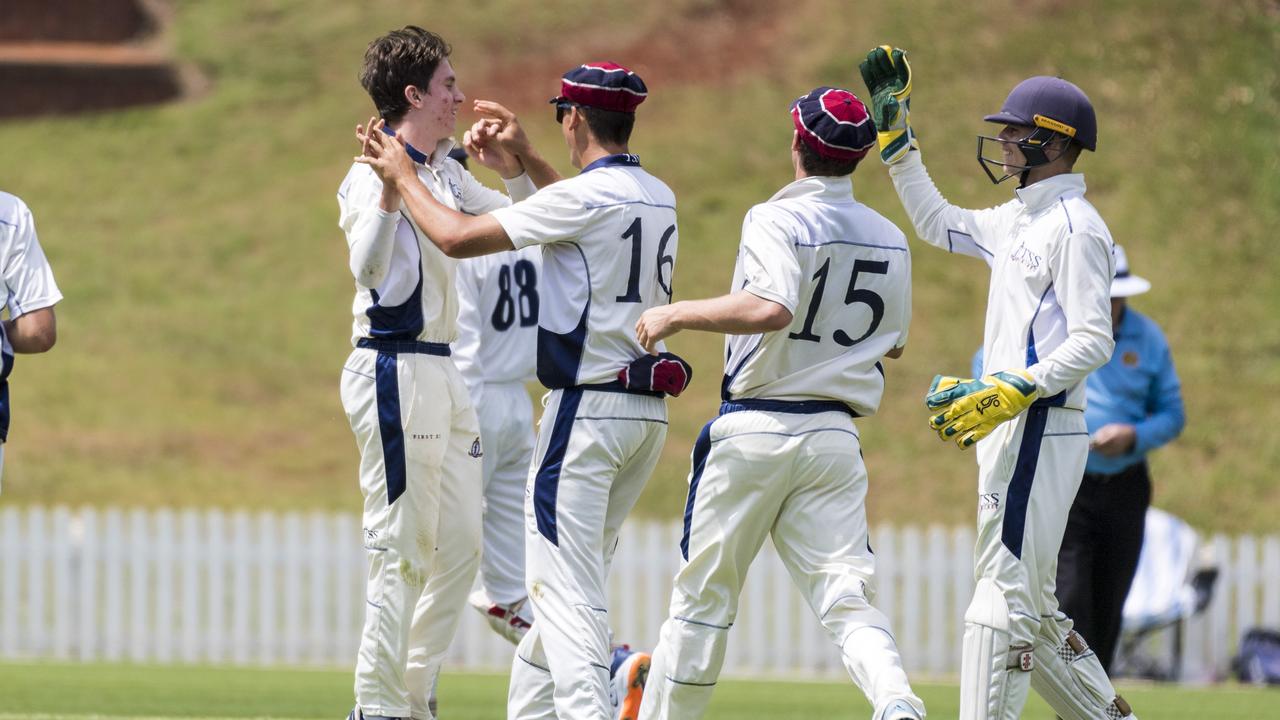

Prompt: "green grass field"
[1,662,1277,719]
[0,0,1276,530]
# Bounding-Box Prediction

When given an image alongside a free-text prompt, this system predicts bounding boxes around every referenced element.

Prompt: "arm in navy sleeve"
[1133,337,1185,455]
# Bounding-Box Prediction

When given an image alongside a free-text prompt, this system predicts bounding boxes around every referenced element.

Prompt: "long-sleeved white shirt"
[888,152,1114,409]
[337,137,536,345]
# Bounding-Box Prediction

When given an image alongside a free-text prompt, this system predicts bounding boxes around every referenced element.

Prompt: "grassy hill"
[0,0,1276,532]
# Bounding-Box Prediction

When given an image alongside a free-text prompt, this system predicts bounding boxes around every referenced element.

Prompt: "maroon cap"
[552,62,648,113]
[791,87,876,161]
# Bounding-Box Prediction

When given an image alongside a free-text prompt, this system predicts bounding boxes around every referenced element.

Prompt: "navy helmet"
[985,76,1096,151]
[977,76,1097,185]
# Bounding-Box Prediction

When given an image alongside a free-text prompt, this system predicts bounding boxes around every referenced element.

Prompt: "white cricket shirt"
[490,154,678,388]
[337,137,536,345]
[889,152,1115,409]
[453,246,541,400]
[0,191,63,440]
[722,175,911,416]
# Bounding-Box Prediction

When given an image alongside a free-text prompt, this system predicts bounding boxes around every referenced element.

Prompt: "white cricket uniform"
[0,192,62,491]
[490,154,676,720]
[639,175,923,720]
[889,152,1117,720]
[338,137,536,720]
[454,247,541,607]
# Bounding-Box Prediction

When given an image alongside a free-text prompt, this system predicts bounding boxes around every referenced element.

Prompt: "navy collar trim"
[383,126,430,165]
[581,153,641,174]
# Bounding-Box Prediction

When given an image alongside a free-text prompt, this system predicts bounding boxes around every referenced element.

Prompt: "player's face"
[421,59,465,142]
[997,124,1032,172]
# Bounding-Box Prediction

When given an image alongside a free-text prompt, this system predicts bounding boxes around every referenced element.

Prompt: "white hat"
[1111,244,1151,298]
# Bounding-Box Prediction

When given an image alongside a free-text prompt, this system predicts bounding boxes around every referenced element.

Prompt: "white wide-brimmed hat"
[1112,244,1151,298]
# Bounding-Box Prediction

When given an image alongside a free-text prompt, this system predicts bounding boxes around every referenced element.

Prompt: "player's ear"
[791,130,802,153]
[404,85,423,108]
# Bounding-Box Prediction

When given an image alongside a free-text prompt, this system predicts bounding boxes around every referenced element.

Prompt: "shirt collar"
[767,175,854,203]
[1014,172,1086,213]
[580,153,642,174]
[383,127,455,167]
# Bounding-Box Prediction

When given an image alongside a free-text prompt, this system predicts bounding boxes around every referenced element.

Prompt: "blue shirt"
[969,306,1184,474]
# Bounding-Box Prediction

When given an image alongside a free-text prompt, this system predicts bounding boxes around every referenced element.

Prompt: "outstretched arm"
[860,45,1005,263]
[635,291,792,353]
[355,119,514,259]
[888,153,1006,264]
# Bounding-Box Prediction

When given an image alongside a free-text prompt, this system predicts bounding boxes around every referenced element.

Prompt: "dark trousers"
[1054,461,1151,673]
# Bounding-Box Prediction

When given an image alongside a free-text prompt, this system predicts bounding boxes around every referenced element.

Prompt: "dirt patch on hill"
[463,0,794,109]
[0,0,202,119]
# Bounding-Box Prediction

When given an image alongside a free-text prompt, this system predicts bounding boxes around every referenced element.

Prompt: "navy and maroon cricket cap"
[984,76,1097,151]
[790,86,876,161]
[550,62,648,113]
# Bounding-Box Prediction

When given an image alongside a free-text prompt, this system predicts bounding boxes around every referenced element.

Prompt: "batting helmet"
[984,75,1097,151]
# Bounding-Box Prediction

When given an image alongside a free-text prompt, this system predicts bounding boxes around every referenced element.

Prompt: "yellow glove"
[858,45,917,164]
[925,370,1039,449]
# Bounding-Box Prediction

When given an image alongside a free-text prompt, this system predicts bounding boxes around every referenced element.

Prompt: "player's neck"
[1021,162,1075,187]
[577,141,630,169]
[388,118,445,160]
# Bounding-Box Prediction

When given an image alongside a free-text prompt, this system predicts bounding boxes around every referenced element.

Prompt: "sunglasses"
[551,97,579,123]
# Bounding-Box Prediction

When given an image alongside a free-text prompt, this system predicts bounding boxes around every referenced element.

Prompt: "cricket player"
[450,149,650,720]
[339,26,557,720]
[0,191,61,491]
[356,61,678,720]
[453,240,542,643]
[860,47,1135,719]
[445,145,541,643]
[632,87,924,720]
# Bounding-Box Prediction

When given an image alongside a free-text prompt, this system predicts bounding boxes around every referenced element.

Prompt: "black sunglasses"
[550,97,579,123]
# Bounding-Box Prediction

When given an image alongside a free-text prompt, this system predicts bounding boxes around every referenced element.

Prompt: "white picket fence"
[0,506,1276,682]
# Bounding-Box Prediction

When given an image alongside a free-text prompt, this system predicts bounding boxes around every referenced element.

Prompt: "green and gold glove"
[925,370,1040,449]
[858,45,918,164]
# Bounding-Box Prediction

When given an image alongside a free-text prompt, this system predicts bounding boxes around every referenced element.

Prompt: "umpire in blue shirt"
[970,244,1185,672]
[1054,244,1185,673]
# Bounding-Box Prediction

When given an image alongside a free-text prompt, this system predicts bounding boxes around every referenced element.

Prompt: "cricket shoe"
[468,589,533,645]
[874,698,923,720]
[609,644,651,720]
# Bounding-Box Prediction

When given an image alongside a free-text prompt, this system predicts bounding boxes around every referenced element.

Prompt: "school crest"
[1122,350,1139,367]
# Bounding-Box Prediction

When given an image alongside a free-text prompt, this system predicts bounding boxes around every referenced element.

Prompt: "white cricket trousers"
[963,404,1106,719]
[341,346,483,719]
[640,404,924,720]
[508,387,667,720]
[478,381,537,606]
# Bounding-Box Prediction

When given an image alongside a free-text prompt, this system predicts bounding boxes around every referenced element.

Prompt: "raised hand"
[858,46,918,164]
[463,115,524,178]
[355,117,417,189]
[473,100,533,154]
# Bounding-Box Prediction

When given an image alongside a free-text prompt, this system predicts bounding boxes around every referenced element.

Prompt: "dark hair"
[581,106,635,146]
[360,26,451,123]
[797,141,861,177]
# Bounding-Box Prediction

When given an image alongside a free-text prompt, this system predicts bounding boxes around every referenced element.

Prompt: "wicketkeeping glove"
[858,45,918,164]
[924,370,1039,449]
